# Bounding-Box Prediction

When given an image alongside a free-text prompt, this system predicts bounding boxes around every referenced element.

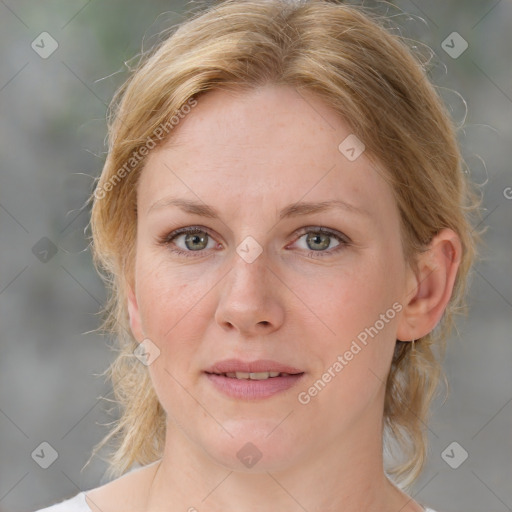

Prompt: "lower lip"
[205,373,305,400]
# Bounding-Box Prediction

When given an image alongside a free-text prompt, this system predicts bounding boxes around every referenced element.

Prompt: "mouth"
[205,371,301,380]
[203,359,305,399]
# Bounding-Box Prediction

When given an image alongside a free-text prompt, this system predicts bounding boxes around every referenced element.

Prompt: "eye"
[290,227,350,258]
[158,225,350,259]
[158,227,218,256]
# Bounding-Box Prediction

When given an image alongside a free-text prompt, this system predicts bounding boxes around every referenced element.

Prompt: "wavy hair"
[87,0,481,489]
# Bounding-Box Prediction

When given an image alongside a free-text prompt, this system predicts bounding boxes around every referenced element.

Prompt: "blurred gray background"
[0,1,511,511]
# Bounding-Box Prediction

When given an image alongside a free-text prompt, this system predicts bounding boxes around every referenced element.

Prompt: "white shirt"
[34,492,90,511]
[34,492,440,511]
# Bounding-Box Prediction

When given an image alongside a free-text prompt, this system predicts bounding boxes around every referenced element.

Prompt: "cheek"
[134,260,214,375]
[135,265,211,409]
[305,254,400,337]
[298,247,403,383]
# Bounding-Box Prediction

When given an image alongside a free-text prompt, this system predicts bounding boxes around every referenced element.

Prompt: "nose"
[214,250,286,337]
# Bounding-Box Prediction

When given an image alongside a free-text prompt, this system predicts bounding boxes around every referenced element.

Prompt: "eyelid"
[161,226,216,244]
[291,225,351,245]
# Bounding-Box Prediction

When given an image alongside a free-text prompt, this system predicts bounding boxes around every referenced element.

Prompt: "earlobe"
[126,282,145,342]
[396,228,462,342]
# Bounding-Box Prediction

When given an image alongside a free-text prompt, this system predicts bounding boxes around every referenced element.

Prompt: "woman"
[36,0,479,510]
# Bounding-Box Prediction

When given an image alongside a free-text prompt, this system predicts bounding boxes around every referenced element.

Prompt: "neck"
[145,405,419,511]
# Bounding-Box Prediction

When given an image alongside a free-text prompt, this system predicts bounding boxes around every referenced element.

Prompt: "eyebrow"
[147,197,370,220]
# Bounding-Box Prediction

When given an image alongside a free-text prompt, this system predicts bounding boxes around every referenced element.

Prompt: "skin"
[87,84,461,512]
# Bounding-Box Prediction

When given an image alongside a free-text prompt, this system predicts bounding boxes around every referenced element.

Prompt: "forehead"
[138,84,396,221]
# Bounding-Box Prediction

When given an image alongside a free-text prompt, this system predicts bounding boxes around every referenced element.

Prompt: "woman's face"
[127,84,415,471]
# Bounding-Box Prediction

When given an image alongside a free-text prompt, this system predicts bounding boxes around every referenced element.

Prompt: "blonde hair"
[87,0,480,488]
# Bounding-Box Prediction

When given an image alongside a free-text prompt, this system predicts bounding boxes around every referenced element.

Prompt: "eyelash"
[157,226,351,259]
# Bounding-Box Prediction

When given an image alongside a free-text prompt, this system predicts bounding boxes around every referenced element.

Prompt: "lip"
[204,358,304,375]
[204,359,305,400]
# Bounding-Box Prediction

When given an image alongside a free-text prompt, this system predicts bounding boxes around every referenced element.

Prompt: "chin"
[201,421,303,473]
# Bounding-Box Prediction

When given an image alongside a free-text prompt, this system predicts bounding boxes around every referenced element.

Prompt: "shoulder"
[33,492,90,512]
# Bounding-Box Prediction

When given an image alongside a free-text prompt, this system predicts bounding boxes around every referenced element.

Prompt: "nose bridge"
[225,225,271,291]
[225,246,271,305]
[215,245,285,335]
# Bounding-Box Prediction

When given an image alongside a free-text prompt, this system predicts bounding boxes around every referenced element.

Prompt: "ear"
[396,228,462,342]
[126,281,145,342]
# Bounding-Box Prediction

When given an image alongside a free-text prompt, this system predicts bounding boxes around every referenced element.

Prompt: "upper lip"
[204,359,304,375]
